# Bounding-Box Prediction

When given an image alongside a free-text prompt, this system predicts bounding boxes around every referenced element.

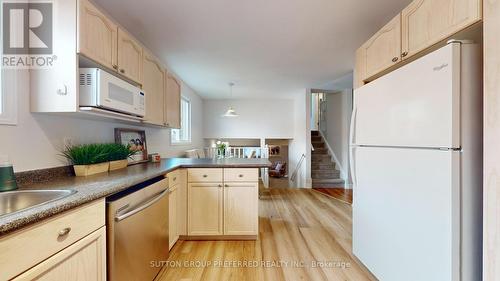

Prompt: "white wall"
[0,70,204,172]
[323,89,353,181]
[288,92,309,188]
[203,99,295,139]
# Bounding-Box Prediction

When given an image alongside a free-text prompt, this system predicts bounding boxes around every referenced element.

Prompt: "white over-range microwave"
[79,68,145,117]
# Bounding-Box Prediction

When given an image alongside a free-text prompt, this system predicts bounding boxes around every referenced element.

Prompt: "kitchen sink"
[0,189,77,217]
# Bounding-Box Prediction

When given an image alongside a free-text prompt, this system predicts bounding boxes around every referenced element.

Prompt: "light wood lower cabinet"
[169,184,179,249]
[187,168,258,238]
[177,169,188,236]
[188,168,223,183]
[188,183,224,236]
[224,182,259,235]
[401,0,482,59]
[13,227,106,281]
[0,199,105,280]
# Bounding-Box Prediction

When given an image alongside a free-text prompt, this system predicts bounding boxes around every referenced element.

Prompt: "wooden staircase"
[311,131,344,187]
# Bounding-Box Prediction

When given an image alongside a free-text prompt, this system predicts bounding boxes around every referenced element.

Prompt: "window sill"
[0,116,17,126]
[170,141,192,146]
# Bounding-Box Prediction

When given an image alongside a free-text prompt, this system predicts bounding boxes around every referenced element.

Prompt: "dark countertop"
[0,158,271,236]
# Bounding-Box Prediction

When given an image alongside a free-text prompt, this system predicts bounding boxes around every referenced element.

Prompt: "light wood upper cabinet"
[401,0,482,59]
[78,0,117,70]
[165,74,181,128]
[143,52,166,126]
[78,1,146,86]
[117,28,143,84]
[224,182,258,236]
[361,14,402,79]
[13,227,106,281]
[188,183,223,236]
[354,47,366,89]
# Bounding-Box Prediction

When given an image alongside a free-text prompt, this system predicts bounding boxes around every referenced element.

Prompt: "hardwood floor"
[156,188,375,281]
[312,188,353,204]
[268,177,291,188]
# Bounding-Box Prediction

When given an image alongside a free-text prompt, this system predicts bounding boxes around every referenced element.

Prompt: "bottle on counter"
[0,155,17,192]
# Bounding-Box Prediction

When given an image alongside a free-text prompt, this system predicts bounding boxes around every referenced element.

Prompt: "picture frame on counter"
[114,128,148,164]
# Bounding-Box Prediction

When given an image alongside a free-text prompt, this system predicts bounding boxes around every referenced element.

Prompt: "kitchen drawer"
[188,168,223,182]
[224,168,258,182]
[168,170,181,187]
[0,199,105,281]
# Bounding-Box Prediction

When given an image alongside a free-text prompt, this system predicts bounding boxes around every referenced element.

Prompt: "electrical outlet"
[63,137,73,147]
[0,154,8,163]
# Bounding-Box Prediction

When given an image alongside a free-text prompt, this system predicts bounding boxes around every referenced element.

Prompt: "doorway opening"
[309,90,353,195]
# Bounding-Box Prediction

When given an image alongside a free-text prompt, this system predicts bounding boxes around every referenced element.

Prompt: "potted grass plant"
[62,144,110,176]
[105,143,134,171]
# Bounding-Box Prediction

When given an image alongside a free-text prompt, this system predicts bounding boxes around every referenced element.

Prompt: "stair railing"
[206,146,269,159]
[290,153,306,182]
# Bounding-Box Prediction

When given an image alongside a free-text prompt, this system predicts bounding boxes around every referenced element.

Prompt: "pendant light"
[222,82,239,117]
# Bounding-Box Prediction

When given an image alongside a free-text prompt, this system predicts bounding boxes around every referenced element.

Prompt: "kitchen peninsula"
[0,158,270,281]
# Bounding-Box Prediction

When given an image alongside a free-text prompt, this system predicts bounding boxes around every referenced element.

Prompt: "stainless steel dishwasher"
[106,176,169,281]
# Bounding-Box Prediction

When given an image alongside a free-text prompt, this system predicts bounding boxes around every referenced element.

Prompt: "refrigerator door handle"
[350,146,357,189]
[349,106,358,146]
[349,106,358,188]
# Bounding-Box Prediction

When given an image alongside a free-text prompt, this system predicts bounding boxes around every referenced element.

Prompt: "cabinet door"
[117,28,143,84]
[78,0,117,70]
[165,74,181,128]
[224,182,259,236]
[361,14,401,79]
[401,0,481,59]
[143,52,166,126]
[354,46,366,89]
[13,227,106,281]
[177,169,188,236]
[188,183,223,236]
[169,186,178,249]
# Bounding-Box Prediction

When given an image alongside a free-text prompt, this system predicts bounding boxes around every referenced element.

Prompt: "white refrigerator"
[350,42,482,281]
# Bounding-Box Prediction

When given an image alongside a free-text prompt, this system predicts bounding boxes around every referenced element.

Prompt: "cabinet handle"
[120,69,125,74]
[392,57,399,62]
[203,174,208,178]
[218,184,222,188]
[238,174,244,178]
[113,64,118,69]
[58,227,71,237]
[173,177,177,181]
[224,184,229,188]
[401,51,408,57]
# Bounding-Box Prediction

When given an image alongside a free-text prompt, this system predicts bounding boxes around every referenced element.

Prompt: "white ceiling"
[94,0,411,99]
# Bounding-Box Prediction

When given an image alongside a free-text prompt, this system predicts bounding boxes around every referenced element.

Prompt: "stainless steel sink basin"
[0,190,77,217]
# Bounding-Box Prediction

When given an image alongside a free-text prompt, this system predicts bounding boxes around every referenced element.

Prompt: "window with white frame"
[171,96,191,144]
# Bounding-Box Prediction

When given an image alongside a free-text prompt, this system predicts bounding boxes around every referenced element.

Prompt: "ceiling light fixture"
[222,82,239,117]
